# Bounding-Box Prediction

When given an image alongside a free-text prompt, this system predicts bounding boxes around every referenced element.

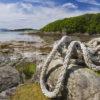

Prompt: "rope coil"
[40,36,100,98]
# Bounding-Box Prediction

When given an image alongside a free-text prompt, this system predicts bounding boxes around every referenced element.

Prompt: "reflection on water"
[0,32,43,43]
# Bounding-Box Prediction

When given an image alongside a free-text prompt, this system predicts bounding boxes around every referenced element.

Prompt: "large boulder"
[67,67,100,100]
[34,57,100,100]
[46,60,100,100]
[0,66,20,92]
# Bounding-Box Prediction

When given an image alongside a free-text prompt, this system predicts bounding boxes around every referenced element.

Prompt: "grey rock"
[47,64,100,100]
[35,57,100,100]
[0,66,20,92]
[0,87,16,100]
[67,67,100,100]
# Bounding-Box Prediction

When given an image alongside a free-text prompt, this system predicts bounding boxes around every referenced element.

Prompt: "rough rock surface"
[0,87,16,100]
[0,66,20,92]
[0,41,48,68]
[46,60,100,100]
[34,57,100,100]
[67,67,100,100]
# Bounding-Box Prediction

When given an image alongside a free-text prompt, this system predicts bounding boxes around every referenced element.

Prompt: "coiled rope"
[40,36,100,98]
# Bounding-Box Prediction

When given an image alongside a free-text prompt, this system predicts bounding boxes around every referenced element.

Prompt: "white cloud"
[62,3,78,9]
[0,2,99,29]
[23,0,55,7]
[76,0,100,5]
[23,0,45,3]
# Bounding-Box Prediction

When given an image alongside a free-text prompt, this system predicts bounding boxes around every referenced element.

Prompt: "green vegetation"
[10,83,50,100]
[41,13,100,35]
[16,62,36,79]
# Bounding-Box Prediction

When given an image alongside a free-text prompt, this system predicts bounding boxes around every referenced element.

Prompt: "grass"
[16,62,36,79]
[10,83,50,100]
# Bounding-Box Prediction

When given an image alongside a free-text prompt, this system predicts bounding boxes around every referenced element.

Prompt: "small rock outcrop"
[0,66,20,92]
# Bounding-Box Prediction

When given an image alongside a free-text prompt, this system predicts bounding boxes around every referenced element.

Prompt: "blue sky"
[0,0,100,29]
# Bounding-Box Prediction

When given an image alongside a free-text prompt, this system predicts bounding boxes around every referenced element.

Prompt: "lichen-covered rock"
[0,66,20,92]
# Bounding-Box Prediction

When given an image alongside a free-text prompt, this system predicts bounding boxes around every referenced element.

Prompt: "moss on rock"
[10,83,50,100]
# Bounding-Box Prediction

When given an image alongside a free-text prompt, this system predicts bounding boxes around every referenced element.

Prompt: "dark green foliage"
[41,13,100,34]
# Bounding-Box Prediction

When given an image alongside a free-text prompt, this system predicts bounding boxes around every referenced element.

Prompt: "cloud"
[62,3,78,9]
[23,0,45,3]
[0,1,99,29]
[76,0,100,6]
[23,0,56,7]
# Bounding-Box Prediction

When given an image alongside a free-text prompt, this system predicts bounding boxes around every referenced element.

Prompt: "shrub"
[16,62,36,79]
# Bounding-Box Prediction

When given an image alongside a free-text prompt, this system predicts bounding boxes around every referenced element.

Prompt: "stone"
[67,67,100,100]
[35,56,100,100]
[0,66,20,92]
[46,64,100,100]
[0,87,16,100]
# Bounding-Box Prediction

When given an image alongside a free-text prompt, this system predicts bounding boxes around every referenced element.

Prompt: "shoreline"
[24,31,100,36]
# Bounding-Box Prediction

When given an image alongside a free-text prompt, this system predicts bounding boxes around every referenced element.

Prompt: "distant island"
[10,28,38,32]
[0,28,10,32]
[0,28,38,32]
[41,13,100,35]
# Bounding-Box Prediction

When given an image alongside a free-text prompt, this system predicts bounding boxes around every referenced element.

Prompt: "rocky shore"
[0,34,100,100]
[0,39,49,99]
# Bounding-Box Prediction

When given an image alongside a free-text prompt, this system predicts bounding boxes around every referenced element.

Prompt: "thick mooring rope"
[40,36,100,98]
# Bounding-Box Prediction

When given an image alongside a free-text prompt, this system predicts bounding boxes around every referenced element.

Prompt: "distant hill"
[41,13,100,35]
